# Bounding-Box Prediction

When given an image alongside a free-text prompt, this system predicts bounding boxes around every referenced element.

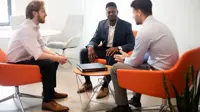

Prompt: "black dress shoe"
[128,97,141,108]
[106,106,132,112]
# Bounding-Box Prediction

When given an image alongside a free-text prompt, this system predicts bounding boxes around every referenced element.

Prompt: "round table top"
[73,65,112,76]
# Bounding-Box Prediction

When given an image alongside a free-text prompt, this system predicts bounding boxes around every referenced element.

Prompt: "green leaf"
[170,80,183,111]
[190,65,195,84]
[162,65,200,112]
[190,65,195,100]
[162,73,176,112]
[184,68,191,112]
[194,70,199,99]
[190,78,199,112]
[193,73,200,112]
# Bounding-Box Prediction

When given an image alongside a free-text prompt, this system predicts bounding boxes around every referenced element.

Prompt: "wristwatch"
[118,46,122,51]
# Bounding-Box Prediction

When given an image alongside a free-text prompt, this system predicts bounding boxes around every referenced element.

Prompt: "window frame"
[0,0,12,26]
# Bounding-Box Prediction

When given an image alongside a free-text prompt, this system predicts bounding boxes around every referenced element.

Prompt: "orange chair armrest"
[0,63,42,86]
[95,58,106,65]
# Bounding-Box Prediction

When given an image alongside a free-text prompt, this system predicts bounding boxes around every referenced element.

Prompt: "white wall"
[12,0,31,16]
[44,0,84,30]
[12,0,84,30]
[83,0,200,54]
[152,0,200,54]
[0,0,83,52]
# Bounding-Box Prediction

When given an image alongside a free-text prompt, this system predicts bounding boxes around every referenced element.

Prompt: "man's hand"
[56,55,67,65]
[114,54,125,62]
[55,53,64,57]
[38,53,67,64]
[106,47,119,56]
[119,50,129,57]
[88,46,96,62]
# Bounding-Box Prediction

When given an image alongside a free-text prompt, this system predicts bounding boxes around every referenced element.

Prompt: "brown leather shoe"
[96,87,109,99]
[54,92,68,99]
[77,83,92,93]
[42,100,69,112]
[42,91,68,99]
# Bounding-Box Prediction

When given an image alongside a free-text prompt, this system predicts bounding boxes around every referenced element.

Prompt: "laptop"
[76,63,107,72]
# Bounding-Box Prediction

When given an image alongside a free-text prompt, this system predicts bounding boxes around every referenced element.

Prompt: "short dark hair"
[106,2,117,9]
[26,0,44,19]
[130,0,152,16]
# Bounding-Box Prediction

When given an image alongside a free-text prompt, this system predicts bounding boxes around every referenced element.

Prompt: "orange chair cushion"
[0,63,42,86]
[0,49,42,86]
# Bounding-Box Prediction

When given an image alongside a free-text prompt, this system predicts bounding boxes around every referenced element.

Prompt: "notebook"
[76,63,107,72]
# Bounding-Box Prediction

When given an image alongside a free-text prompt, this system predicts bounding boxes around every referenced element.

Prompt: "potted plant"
[163,65,200,112]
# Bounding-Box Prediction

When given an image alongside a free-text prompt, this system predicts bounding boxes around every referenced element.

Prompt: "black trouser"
[80,47,118,88]
[15,59,59,102]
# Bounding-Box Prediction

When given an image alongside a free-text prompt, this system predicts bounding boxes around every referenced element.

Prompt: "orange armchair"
[0,49,42,112]
[117,47,200,110]
[96,30,137,65]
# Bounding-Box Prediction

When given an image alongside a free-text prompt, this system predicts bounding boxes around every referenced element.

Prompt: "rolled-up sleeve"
[19,28,43,60]
[124,29,151,67]
[38,37,47,51]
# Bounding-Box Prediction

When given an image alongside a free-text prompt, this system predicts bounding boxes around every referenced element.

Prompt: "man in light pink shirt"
[7,1,69,112]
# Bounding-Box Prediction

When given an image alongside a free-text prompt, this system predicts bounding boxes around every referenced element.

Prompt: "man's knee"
[111,63,131,75]
[110,63,120,76]
[113,63,125,70]
[40,59,56,68]
[106,56,117,65]
[53,61,59,70]
[80,48,88,56]
[80,48,89,63]
[54,61,59,66]
[39,60,57,77]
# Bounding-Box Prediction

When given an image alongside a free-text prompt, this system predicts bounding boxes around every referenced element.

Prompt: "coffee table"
[73,65,115,112]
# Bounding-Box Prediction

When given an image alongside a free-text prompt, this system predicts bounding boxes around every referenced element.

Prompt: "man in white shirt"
[7,1,69,111]
[106,0,179,112]
[78,2,135,99]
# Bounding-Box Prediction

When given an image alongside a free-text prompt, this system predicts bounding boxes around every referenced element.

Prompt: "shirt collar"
[143,15,154,25]
[26,19,40,29]
[108,18,118,27]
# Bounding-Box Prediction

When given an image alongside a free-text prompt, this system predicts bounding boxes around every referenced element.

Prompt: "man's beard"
[108,15,118,22]
[136,21,141,25]
[108,17,117,23]
[109,19,116,22]
[135,18,142,25]
[38,15,45,23]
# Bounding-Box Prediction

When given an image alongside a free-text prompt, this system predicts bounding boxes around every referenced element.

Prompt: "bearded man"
[7,1,69,112]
